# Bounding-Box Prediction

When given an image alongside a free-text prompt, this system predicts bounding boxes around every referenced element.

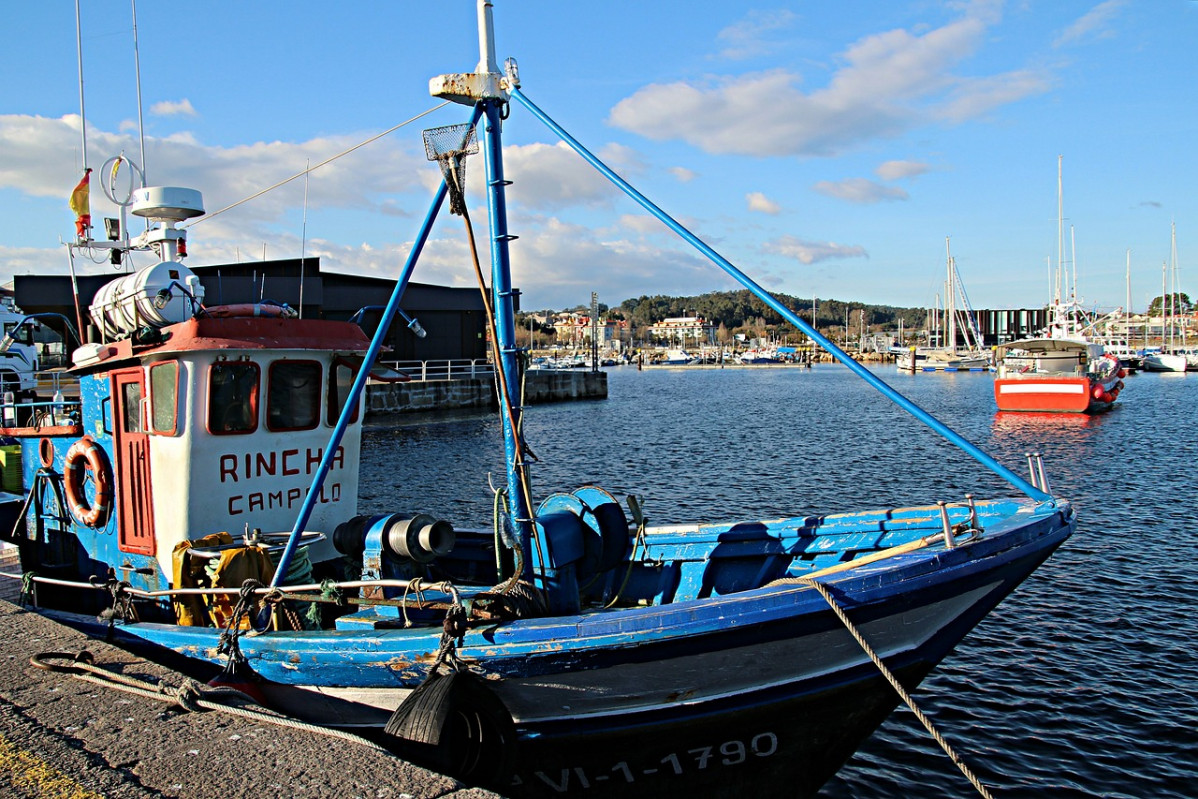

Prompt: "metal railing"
[373,358,494,382]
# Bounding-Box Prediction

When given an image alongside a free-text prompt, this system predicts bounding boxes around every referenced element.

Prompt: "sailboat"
[896,238,991,372]
[1096,251,1143,372]
[1,4,1074,797]
[993,157,1125,413]
[1143,223,1189,372]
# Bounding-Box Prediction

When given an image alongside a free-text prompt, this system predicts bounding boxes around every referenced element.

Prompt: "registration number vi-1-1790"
[520,732,780,793]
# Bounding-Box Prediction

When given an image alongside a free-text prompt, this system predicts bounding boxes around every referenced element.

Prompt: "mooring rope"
[799,576,996,799]
[30,651,389,752]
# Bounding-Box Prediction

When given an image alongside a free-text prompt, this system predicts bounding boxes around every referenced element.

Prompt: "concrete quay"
[0,599,503,799]
[365,368,606,417]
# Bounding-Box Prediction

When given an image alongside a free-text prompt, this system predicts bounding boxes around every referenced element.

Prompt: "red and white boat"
[993,337,1124,413]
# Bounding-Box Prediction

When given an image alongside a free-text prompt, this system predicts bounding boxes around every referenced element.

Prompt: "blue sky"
[2,1,1195,314]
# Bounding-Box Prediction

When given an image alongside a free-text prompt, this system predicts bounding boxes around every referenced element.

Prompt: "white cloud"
[937,69,1053,123]
[764,234,868,265]
[746,192,781,214]
[151,99,198,117]
[618,214,666,234]
[813,178,909,204]
[494,142,620,210]
[715,10,799,61]
[0,112,738,309]
[499,216,728,307]
[669,166,698,183]
[876,160,931,181]
[608,1,1048,158]
[1055,0,1127,48]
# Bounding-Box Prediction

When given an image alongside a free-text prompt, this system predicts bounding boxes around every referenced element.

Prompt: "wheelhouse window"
[327,358,360,426]
[208,361,259,435]
[149,361,179,434]
[267,360,321,432]
[121,380,144,434]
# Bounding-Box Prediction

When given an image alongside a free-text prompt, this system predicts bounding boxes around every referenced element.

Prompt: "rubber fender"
[384,670,517,783]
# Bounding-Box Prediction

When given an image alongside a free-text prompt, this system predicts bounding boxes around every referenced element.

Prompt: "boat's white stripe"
[998,382,1084,395]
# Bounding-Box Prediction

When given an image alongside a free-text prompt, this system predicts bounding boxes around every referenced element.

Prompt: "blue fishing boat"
[1,3,1073,797]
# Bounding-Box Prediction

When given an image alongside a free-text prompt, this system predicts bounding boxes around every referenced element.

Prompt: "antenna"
[131,0,148,185]
[74,0,88,172]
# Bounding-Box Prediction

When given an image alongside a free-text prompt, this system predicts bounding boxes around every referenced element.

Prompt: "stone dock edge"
[0,599,504,799]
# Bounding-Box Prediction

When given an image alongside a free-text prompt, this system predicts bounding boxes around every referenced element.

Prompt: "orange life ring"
[63,436,113,528]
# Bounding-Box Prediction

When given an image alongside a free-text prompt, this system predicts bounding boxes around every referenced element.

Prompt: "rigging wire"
[185,102,451,229]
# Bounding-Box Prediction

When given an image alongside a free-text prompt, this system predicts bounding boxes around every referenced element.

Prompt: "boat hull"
[993,375,1120,413]
[1142,352,1187,372]
[37,499,1071,797]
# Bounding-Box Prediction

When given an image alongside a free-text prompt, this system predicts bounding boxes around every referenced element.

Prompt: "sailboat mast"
[1070,225,1077,302]
[1125,249,1131,343]
[1171,221,1181,349]
[945,237,956,352]
[1126,249,1131,314]
[1161,258,1168,349]
[1056,155,1064,306]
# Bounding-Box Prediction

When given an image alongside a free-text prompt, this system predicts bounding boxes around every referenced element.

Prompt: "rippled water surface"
[359,365,1197,798]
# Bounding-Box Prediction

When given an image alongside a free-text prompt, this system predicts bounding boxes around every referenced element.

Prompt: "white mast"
[1161,258,1169,349]
[1070,225,1077,302]
[1125,249,1131,343]
[945,237,957,353]
[1056,155,1064,306]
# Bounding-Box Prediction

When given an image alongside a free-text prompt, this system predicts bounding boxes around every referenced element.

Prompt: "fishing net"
[423,123,478,216]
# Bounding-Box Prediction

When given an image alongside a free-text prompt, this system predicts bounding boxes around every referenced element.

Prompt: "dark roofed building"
[14,257,489,362]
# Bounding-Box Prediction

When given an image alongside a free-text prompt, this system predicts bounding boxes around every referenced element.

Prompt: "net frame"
[423,124,479,216]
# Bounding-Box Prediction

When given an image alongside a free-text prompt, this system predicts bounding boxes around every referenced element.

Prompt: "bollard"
[1033,453,1052,497]
[937,501,956,549]
[965,494,981,533]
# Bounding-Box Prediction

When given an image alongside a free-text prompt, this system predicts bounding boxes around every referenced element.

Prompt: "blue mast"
[479,101,534,568]
[430,0,535,571]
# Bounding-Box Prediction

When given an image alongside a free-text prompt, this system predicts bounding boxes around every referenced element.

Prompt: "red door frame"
[111,368,156,555]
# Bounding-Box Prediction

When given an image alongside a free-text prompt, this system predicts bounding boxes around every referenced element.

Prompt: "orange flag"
[69,168,92,238]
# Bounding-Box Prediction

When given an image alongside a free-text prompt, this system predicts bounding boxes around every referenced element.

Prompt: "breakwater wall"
[365,368,607,416]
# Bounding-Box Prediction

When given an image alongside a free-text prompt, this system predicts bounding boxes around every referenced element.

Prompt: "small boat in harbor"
[994,158,1127,413]
[1144,223,1191,372]
[993,336,1124,413]
[2,4,1074,797]
[734,348,780,364]
[1141,349,1186,373]
[654,348,699,365]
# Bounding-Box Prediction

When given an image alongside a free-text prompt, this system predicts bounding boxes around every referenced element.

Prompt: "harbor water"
[358,364,1196,798]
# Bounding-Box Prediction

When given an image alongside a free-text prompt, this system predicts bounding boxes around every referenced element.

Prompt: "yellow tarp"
[171,533,275,627]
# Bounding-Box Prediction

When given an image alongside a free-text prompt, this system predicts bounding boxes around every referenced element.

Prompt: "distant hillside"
[612,290,926,336]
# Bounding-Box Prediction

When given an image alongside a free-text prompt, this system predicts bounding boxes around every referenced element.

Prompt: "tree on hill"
[1147,293,1192,316]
